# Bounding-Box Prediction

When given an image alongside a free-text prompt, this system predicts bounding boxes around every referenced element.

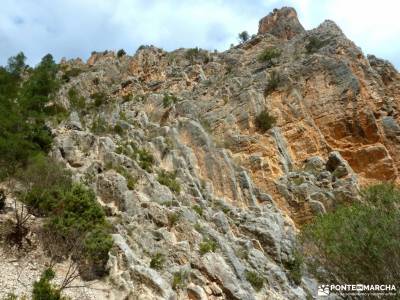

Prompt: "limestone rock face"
[14,6,397,300]
[258,7,305,39]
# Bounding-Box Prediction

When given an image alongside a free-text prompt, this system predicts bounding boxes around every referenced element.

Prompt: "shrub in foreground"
[18,156,112,279]
[0,53,59,178]
[32,268,67,300]
[301,183,400,286]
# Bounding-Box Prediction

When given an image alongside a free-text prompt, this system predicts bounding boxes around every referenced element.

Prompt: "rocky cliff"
[2,6,399,300]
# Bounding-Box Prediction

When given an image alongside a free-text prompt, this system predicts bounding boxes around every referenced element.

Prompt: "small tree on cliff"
[238,31,250,43]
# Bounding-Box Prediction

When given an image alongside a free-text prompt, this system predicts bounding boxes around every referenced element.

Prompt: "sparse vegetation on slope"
[255,109,276,132]
[199,237,217,255]
[245,270,264,291]
[157,170,181,194]
[264,70,280,96]
[258,47,281,63]
[305,36,328,54]
[163,93,178,108]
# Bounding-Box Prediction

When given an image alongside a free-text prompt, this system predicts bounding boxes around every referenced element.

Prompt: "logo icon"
[318,285,330,296]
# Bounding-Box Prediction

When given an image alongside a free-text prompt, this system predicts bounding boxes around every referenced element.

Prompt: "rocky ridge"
[2,6,400,300]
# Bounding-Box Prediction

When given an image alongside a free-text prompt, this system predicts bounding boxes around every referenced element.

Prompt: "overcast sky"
[0,0,399,70]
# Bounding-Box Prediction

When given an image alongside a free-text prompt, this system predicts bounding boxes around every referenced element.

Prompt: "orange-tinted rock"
[258,7,305,39]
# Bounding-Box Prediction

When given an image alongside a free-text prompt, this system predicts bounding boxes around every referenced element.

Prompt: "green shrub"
[258,47,281,63]
[157,170,181,194]
[361,182,400,206]
[236,247,249,260]
[126,175,137,190]
[113,124,124,136]
[114,165,137,190]
[61,68,82,82]
[7,52,27,77]
[32,268,65,300]
[185,47,209,63]
[117,49,126,58]
[82,227,113,276]
[185,47,200,61]
[46,184,112,277]
[119,111,128,122]
[48,184,106,234]
[214,201,231,214]
[137,45,148,51]
[20,54,59,113]
[91,117,108,134]
[18,155,72,215]
[168,212,181,227]
[161,200,174,207]
[305,36,328,54]
[199,238,217,255]
[0,53,59,177]
[90,92,108,107]
[67,88,85,110]
[122,94,132,102]
[255,109,276,132]
[284,250,303,285]
[192,205,203,216]
[301,183,400,286]
[19,159,112,279]
[199,118,212,133]
[115,142,154,172]
[172,270,189,290]
[163,93,178,108]
[194,222,203,233]
[2,293,24,300]
[264,71,280,96]
[136,148,154,172]
[245,270,264,291]
[292,177,305,186]
[150,253,165,270]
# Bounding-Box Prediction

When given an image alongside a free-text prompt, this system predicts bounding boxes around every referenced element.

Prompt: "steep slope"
[8,6,397,300]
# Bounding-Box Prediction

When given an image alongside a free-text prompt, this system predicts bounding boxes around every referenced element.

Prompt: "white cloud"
[0,0,398,69]
[323,0,400,67]
[291,0,400,68]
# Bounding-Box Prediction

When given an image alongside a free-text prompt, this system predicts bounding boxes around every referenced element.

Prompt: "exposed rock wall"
[258,7,304,39]
[24,6,399,300]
